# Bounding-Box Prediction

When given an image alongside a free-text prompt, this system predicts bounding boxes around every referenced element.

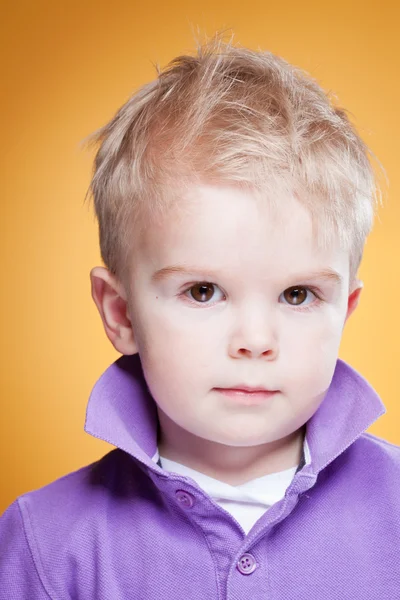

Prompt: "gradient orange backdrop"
[1,0,399,514]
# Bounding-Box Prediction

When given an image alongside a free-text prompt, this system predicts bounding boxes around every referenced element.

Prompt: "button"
[237,553,257,575]
[175,490,194,508]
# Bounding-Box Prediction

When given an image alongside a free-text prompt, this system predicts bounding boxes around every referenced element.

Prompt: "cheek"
[281,313,344,395]
[133,308,214,398]
[137,302,217,360]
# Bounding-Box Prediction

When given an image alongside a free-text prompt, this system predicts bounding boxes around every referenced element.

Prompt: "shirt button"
[237,553,257,575]
[175,490,195,508]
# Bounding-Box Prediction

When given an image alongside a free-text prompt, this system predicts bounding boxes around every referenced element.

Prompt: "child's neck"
[157,412,305,486]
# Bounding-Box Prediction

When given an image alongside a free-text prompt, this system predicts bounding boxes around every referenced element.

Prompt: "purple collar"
[84,354,385,476]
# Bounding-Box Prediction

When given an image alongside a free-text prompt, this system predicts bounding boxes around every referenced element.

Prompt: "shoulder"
[0,450,151,597]
[5,448,148,552]
[338,432,400,479]
[16,448,144,518]
[356,432,400,462]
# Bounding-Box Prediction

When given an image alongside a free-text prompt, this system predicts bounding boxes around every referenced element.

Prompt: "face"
[121,183,356,452]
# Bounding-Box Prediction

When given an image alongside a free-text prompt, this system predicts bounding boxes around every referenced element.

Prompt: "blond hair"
[85,36,381,284]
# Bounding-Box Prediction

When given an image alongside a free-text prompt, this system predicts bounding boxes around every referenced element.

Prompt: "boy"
[1,37,399,599]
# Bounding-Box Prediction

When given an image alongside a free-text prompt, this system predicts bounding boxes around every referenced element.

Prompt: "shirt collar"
[84,354,385,476]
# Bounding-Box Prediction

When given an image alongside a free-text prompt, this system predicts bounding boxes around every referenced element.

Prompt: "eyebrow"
[151,264,343,287]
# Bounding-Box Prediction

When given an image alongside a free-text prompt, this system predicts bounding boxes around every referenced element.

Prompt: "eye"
[186,282,223,304]
[281,286,316,306]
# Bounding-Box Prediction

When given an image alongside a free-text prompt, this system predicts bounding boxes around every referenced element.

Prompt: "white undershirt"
[156,447,310,534]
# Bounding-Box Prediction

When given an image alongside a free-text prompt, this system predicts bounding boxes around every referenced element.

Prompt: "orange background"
[1,0,399,514]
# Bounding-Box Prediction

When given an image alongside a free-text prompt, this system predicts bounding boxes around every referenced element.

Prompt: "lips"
[214,387,278,404]
[215,385,277,393]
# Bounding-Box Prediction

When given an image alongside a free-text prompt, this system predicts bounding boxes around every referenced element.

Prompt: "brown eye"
[283,287,308,305]
[190,283,215,303]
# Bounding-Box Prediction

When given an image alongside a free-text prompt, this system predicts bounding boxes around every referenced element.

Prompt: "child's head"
[87,38,379,464]
[87,37,378,288]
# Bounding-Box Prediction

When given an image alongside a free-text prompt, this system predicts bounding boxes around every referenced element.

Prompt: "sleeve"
[0,500,51,599]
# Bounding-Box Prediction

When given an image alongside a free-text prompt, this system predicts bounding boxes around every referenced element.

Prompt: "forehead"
[133,183,348,277]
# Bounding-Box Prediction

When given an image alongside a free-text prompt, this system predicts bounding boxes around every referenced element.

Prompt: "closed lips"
[215,387,278,393]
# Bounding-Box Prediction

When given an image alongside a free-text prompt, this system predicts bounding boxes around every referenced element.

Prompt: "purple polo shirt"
[1,354,400,599]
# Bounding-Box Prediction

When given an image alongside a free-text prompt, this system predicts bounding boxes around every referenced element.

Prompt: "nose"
[228,305,279,360]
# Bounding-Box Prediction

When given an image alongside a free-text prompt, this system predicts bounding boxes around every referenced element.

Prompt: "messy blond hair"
[85,35,381,285]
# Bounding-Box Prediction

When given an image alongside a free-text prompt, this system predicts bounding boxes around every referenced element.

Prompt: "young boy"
[1,37,399,599]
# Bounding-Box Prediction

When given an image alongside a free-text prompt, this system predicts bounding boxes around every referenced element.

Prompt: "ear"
[90,266,138,355]
[344,278,364,325]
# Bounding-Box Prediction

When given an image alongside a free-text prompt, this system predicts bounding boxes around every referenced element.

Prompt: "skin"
[90,183,363,486]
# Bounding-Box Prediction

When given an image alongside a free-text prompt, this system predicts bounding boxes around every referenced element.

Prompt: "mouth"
[219,385,276,392]
[213,387,279,404]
